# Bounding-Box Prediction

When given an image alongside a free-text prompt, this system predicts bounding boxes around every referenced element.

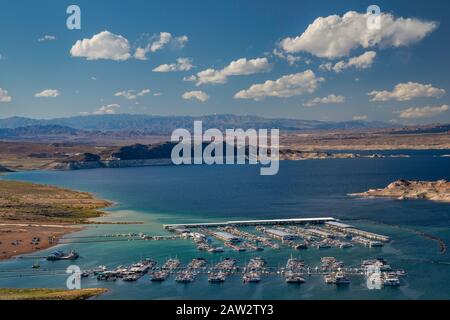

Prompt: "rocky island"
[350,179,450,203]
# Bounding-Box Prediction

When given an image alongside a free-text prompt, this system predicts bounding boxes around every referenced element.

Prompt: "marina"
[9,215,403,291]
[45,217,402,289]
[164,217,391,253]
[56,216,391,256]
[163,217,337,229]
[28,216,400,290]
[39,255,406,288]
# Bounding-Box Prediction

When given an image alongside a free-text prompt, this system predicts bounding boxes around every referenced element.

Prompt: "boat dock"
[164,217,336,229]
[75,256,405,288]
[325,221,390,242]
[163,216,390,253]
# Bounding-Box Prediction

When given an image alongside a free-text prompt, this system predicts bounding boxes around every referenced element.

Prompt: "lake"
[1,153,449,299]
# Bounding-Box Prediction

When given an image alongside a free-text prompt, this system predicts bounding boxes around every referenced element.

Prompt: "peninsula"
[350,179,450,203]
[0,180,111,260]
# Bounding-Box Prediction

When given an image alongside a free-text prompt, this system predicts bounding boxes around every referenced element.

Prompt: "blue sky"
[0,0,449,124]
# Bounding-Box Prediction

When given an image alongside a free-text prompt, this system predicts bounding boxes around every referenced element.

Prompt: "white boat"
[285,271,305,284]
[243,272,261,283]
[208,271,226,282]
[334,272,351,285]
[383,274,401,286]
[324,272,350,285]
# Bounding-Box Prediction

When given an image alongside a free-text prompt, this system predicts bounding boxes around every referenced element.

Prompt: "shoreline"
[0,288,108,300]
[0,223,81,261]
[349,179,450,203]
[2,145,450,173]
[0,179,113,261]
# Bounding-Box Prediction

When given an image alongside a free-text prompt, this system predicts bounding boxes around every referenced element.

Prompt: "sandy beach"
[0,179,111,261]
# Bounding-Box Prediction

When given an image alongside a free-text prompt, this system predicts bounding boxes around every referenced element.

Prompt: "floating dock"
[164,216,390,252]
[211,231,241,243]
[263,228,299,241]
[164,217,336,229]
[325,221,390,242]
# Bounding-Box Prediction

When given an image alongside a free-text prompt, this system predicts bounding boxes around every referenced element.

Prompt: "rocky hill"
[350,179,450,203]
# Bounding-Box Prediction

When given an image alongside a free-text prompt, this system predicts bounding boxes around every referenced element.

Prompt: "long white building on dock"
[164,217,336,230]
[325,221,390,242]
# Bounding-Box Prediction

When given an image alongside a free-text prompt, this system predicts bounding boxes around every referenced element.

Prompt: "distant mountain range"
[0,114,393,134]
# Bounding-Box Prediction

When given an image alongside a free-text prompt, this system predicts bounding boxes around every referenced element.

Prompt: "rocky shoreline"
[43,158,173,170]
[40,152,413,171]
[279,150,410,160]
[349,179,450,203]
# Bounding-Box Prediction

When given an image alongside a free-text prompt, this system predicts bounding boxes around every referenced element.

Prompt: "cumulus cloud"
[150,32,173,52]
[272,49,302,66]
[395,104,449,118]
[38,35,56,42]
[368,82,445,101]
[182,90,209,102]
[320,51,376,73]
[234,70,324,101]
[93,104,121,115]
[0,88,12,102]
[303,94,345,107]
[34,89,60,98]
[134,32,188,60]
[153,57,193,72]
[188,57,271,86]
[280,11,437,58]
[353,115,368,121]
[70,31,131,61]
[133,47,147,61]
[114,89,151,100]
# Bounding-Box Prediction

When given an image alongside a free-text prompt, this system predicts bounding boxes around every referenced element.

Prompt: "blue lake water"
[1,153,449,300]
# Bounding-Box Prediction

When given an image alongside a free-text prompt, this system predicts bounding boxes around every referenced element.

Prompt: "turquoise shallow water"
[0,154,449,299]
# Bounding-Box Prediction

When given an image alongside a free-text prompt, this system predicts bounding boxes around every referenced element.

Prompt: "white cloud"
[133,47,147,61]
[153,57,193,72]
[280,11,437,58]
[0,53,4,60]
[175,35,189,48]
[137,89,151,96]
[0,88,12,102]
[234,70,324,101]
[369,82,445,101]
[272,49,301,66]
[194,69,228,85]
[183,75,197,82]
[38,35,56,42]
[93,104,121,115]
[70,31,131,61]
[303,94,345,107]
[353,115,368,121]
[35,89,60,98]
[395,104,449,118]
[114,89,151,100]
[150,32,172,52]
[190,57,271,86]
[134,32,188,60]
[320,51,376,73]
[182,90,209,102]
